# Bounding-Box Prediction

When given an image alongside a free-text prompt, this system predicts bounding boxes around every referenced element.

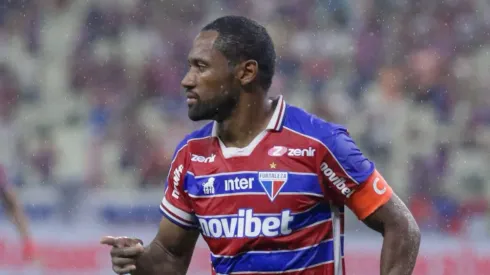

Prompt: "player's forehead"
[187,31,224,63]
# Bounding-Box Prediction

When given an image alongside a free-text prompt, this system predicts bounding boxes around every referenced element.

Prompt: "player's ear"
[236,60,258,87]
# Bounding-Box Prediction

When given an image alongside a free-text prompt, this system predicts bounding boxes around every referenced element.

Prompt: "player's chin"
[187,108,207,121]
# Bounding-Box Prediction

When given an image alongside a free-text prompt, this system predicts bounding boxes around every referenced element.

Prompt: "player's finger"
[100,236,118,246]
[110,246,145,257]
[112,256,136,267]
[112,264,136,274]
[120,237,143,247]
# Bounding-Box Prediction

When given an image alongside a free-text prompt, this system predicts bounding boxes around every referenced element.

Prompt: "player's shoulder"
[171,122,214,159]
[175,122,214,152]
[283,104,374,182]
[283,104,348,146]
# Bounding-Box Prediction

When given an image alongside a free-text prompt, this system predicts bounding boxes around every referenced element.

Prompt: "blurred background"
[0,0,489,274]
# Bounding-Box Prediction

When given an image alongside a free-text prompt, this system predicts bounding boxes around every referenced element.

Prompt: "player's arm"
[101,219,199,275]
[0,175,35,260]
[102,139,200,275]
[134,141,200,275]
[0,171,31,241]
[0,186,31,240]
[320,127,420,275]
[131,216,199,275]
[362,193,420,275]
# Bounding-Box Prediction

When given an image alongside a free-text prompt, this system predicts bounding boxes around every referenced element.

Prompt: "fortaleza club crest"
[258,172,288,201]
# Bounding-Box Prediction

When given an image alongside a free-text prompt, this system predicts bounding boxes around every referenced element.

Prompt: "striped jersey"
[160,95,393,275]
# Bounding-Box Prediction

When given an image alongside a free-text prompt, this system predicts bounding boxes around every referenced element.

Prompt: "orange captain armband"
[346,169,393,220]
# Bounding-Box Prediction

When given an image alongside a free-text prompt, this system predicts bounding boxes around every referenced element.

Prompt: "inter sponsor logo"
[198,209,294,238]
[224,177,254,191]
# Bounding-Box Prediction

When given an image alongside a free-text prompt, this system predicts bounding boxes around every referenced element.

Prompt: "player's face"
[182,31,240,122]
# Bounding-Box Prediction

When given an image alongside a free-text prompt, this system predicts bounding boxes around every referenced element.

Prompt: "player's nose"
[181,70,196,90]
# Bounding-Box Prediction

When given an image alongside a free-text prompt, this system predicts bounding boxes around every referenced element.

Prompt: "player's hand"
[22,238,36,262]
[100,236,145,274]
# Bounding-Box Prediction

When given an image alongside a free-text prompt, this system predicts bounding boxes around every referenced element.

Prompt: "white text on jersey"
[288,147,316,157]
[224,177,254,191]
[320,162,354,198]
[191,154,216,163]
[171,164,184,199]
[268,146,316,157]
[198,209,294,238]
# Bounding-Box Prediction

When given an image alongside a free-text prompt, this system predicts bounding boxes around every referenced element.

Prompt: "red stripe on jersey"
[342,258,346,275]
[204,219,333,256]
[193,195,321,216]
[340,213,345,234]
[231,260,335,275]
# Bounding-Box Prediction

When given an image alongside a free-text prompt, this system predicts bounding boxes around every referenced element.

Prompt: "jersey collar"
[211,95,286,137]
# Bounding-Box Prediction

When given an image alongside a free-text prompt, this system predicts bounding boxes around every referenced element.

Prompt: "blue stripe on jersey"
[341,235,344,256]
[187,172,322,197]
[211,239,334,274]
[290,202,331,231]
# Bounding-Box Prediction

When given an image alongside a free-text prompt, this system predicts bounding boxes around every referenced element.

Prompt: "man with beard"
[101,16,420,275]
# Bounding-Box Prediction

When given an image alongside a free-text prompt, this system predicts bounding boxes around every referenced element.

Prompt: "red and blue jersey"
[160,95,393,275]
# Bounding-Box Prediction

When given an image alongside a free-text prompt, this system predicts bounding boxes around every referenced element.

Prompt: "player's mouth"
[187,98,197,105]
[186,93,199,105]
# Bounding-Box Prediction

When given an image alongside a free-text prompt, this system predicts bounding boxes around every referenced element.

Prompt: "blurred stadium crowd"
[0,0,489,236]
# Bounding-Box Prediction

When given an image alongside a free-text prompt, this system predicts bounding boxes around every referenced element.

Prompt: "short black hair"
[202,16,276,91]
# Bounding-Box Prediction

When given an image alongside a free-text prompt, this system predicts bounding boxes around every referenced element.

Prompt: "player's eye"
[197,62,207,71]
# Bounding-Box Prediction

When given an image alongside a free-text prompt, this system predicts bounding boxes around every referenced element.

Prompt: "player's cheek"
[346,170,393,220]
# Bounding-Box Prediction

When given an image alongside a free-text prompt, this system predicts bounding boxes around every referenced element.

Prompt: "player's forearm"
[2,190,30,239]
[132,240,192,275]
[380,221,421,275]
[10,205,31,239]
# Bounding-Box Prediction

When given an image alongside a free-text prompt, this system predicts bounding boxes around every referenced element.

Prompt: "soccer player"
[0,165,35,261]
[101,16,421,275]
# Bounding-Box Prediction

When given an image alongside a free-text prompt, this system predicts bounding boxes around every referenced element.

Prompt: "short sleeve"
[159,139,198,229]
[319,128,392,220]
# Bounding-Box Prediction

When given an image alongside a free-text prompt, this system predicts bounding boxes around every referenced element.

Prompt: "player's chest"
[186,148,323,215]
[188,133,320,179]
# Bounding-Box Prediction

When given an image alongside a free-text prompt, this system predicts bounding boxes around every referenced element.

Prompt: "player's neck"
[216,96,273,148]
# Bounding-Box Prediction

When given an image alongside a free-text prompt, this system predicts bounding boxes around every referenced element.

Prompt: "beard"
[187,87,240,122]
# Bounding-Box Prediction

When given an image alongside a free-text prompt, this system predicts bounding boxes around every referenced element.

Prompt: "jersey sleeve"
[159,139,198,230]
[319,127,392,220]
